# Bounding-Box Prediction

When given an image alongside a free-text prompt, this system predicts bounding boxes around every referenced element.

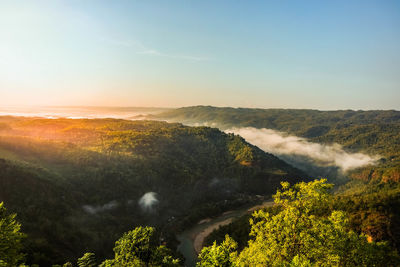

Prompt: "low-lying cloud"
[138,192,159,213]
[82,200,118,215]
[227,127,379,172]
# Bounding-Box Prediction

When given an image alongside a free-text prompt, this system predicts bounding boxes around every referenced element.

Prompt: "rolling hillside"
[158,106,400,182]
[157,106,400,258]
[0,116,306,265]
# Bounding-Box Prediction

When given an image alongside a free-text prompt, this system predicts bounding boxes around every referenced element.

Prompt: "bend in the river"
[177,200,274,267]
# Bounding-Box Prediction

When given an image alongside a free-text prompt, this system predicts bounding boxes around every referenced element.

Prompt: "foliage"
[333,180,400,250]
[113,227,154,264]
[160,106,400,262]
[0,117,305,265]
[2,109,400,265]
[0,202,26,266]
[203,213,252,251]
[77,252,96,267]
[197,235,237,267]
[159,106,400,182]
[100,226,179,266]
[198,180,399,266]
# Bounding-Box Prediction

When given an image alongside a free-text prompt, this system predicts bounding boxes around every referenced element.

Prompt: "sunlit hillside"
[1,0,399,266]
[0,116,305,265]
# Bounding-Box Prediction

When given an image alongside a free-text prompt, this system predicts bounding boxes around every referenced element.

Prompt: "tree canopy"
[100,226,179,266]
[0,202,25,266]
[0,117,304,264]
[77,252,96,267]
[159,106,400,183]
[198,180,399,266]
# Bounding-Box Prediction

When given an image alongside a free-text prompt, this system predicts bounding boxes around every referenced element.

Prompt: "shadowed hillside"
[0,116,306,266]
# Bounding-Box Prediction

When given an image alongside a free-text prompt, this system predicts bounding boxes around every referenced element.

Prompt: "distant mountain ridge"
[157,106,400,132]
[157,106,400,183]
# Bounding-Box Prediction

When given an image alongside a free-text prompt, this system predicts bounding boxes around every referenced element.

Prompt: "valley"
[0,106,399,266]
[1,1,399,265]
[0,115,304,265]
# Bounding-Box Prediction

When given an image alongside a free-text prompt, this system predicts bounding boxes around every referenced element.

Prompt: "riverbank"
[193,217,234,253]
[177,200,274,266]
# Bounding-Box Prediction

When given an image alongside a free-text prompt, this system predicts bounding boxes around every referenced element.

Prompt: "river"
[176,200,274,267]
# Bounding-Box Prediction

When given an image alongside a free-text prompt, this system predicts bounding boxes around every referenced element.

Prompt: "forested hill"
[157,106,400,260]
[158,106,400,133]
[157,106,400,183]
[0,116,305,266]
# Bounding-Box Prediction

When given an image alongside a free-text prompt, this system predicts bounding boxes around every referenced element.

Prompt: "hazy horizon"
[1,104,399,113]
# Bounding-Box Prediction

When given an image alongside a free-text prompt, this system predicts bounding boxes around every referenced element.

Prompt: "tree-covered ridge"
[158,106,400,131]
[333,180,400,251]
[0,116,305,266]
[160,107,400,265]
[197,180,399,267]
[157,106,400,182]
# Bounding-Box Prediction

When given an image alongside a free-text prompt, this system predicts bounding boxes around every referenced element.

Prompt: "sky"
[0,0,399,110]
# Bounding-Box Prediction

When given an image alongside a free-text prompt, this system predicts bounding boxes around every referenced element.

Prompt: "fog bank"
[227,127,379,172]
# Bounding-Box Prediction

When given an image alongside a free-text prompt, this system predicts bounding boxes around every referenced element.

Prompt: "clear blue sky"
[0,0,399,109]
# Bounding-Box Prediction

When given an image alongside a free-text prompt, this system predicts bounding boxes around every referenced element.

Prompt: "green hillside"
[0,116,306,266]
[158,106,400,182]
[159,106,400,261]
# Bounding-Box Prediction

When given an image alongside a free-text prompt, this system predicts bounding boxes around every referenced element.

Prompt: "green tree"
[98,259,116,267]
[77,252,96,267]
[150,245,181,267]
[114,227,154,264]
[100,226,179,266]
[235,179,398,266]
[198,179,399,266]
[197,235,237,267]
[0,202,25,266]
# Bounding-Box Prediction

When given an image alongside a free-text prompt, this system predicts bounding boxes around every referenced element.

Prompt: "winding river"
[177,200,274,267]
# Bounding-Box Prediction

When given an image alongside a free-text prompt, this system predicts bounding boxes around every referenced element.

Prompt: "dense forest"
[197,179,399,266]
[1,106,400,266]
[3,179,398,266]
[0,116,305,266]
[158,106,400,265]
[158,106,400,183]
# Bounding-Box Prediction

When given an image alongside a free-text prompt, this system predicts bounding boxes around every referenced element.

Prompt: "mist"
[138,192,159,213]
[82,200,118,215]
[0,106,169,120]
[227,127,379,173]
